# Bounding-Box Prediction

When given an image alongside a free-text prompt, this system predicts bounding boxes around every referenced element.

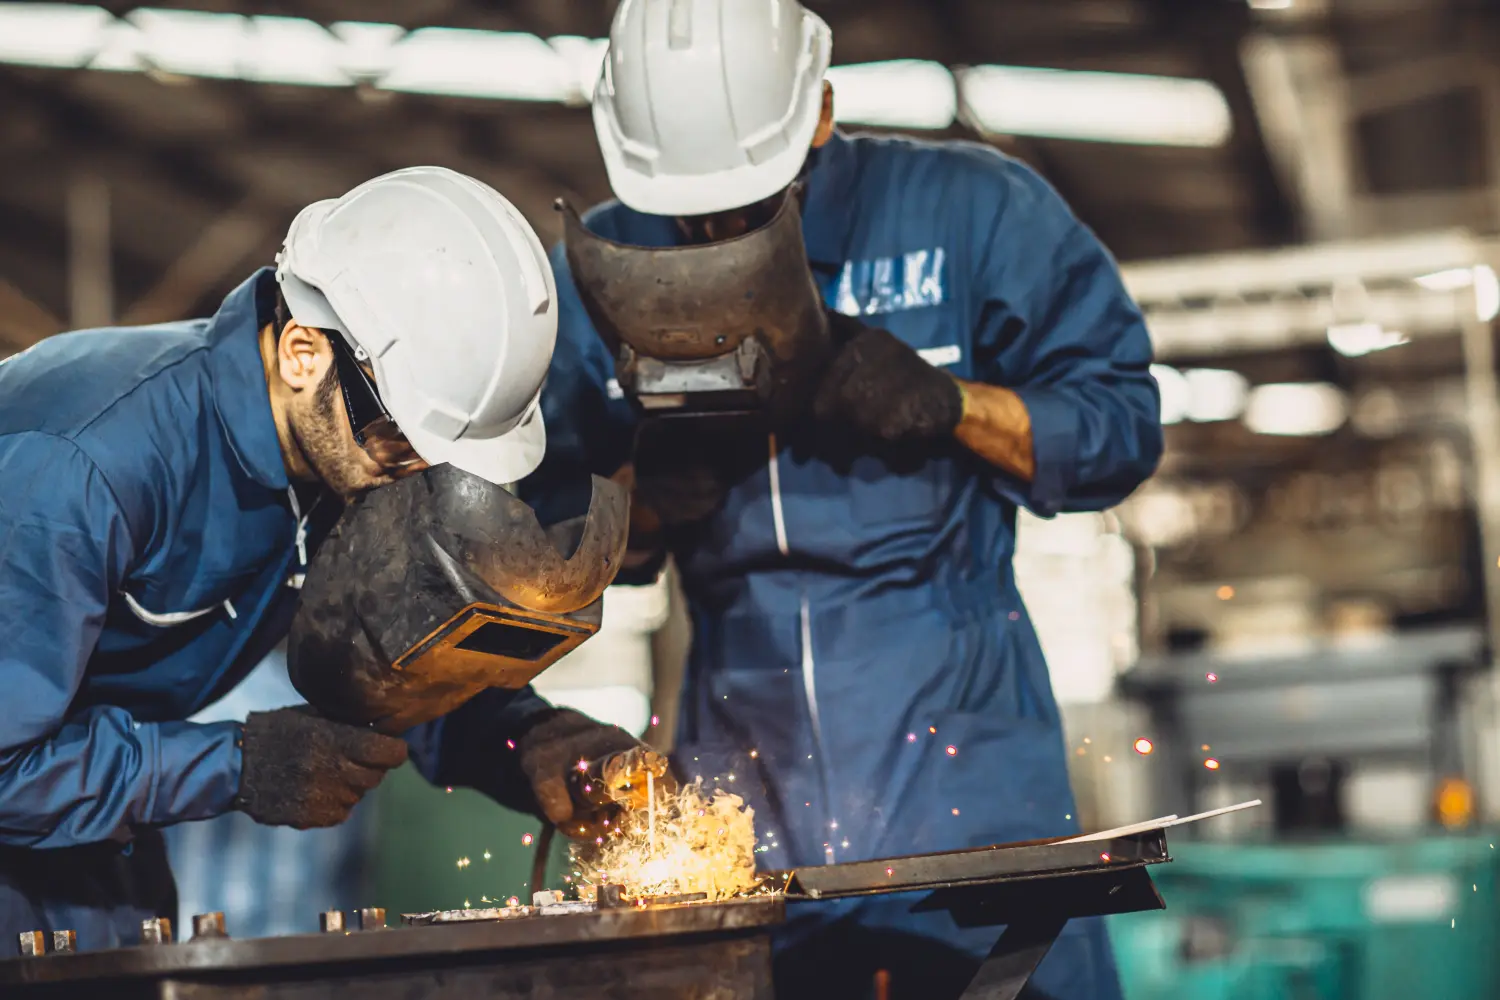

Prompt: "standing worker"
[0,166,650,950]
[526,2,1164,997]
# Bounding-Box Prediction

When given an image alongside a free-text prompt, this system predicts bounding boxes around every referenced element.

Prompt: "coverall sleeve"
[0,432,242,848]
[965,153,1163,516]
[403,686,556,815]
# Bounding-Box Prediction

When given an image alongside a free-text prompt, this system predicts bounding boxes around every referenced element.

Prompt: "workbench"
[0,830,1173,1000]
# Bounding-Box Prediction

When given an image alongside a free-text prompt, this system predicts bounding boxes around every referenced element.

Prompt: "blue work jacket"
[526,131,1162,999]
[0,270,547,949]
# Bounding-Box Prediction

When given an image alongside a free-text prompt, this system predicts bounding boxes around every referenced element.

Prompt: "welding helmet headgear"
[275,165,556,486]
[592,0,833,217]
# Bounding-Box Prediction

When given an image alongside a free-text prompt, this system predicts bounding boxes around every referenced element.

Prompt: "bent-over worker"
[0,167,648,950]
[524,2,1165,998]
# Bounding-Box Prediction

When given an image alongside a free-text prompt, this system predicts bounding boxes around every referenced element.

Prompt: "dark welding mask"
[286,463,629,734]
[556,185,832,427]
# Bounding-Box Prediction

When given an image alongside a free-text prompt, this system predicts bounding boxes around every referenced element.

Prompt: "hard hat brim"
[402,401,547,487]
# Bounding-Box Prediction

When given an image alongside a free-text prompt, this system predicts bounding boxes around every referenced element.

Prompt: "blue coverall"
[526,131,1163,1000]
[0,270,550,949]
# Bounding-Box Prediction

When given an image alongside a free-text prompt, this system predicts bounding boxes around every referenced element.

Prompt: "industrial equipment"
[0,829,1177,1000]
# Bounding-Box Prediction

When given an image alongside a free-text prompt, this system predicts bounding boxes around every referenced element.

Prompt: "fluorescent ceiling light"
[1151,364,1189,425]
[0,3,110,68]
[959,65,1232,147]
[1414,267,1474,292]
[548,34,609,104]
[243,16,350,87]
[1183,368,1249,422]
[1326,322,1408,358]
[1248,0,1293,8]
[1244,383,1347,436]
[827,60,956,130]
[380,28,573,102]
[126,8,245,80]
[1474,265,1500,322]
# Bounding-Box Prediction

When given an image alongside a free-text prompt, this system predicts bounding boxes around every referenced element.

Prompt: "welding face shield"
[556,185,832,427]
[286,463,630,734]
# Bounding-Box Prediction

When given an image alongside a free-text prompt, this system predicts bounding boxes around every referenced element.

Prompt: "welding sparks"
[1204,758,1221,770]
[521,834,533,847]
[749,749,759,759]
[1206,672,1219,683]
[952,808,960,816]
[483,851,492,860]
[929,726,937,734]
[571,780,762,902]
[507,897,520,907]
[1134,738,1154,755]
[1100,852,1111,862]
[445,787,453,794]
[577,759,589,772]
[1103,755,1113,763]
[907,733,917,743]
[1202,744,1211,751]
[651,715,660,727]
[945,745,958,757]
[506,740,515,750]
[885,867,894,876]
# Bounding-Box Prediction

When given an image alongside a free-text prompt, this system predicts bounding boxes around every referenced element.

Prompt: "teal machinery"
[1115,626,1500,1000]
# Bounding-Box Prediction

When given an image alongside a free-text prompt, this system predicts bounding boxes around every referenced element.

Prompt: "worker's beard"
[291,367,392,501]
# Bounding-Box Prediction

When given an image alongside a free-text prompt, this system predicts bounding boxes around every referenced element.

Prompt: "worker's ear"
[812,80,834,148]
[277,323,333,392]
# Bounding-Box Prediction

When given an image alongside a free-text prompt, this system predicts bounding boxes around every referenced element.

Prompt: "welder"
[0,166,650,951]
[523,2,1165,998]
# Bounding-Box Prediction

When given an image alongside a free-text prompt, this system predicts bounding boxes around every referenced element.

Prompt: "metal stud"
[356,908,386,931]
[17,932,45,957]
[140,918,173,945]
[51,931,76,954]
[320,910,346,933]
[191,913,227,940]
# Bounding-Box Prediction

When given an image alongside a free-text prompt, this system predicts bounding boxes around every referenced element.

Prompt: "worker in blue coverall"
[0,166,649,950]
[520,2,1163,998]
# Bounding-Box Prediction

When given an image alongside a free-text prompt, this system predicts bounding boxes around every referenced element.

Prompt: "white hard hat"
[275,166,557,486]
[592,0,833,217]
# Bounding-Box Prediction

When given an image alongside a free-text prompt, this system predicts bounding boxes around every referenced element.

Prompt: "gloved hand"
[633,462,727,527]
[236,706,408,829]
[813,321,965,443]
[515,708,672,840]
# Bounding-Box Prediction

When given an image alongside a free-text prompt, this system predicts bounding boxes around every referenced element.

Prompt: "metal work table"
[0,831,1172,1000]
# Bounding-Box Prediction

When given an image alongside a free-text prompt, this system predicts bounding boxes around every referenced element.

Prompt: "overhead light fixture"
[1183,368,1249,422]
[1326,322,1409,358]
[0,3,110,68]
[958,65,1233,147]
[380,27,573,102]
[1474,265,1500,323]
[242,16,351,87]
[548,34,609,105]
[125,7,245,80]
[1244,383,1347,436]
[827,60,957,130]
[1414,267,1475,292]
[1150,364,1189,425]
[1248,0,1293,9]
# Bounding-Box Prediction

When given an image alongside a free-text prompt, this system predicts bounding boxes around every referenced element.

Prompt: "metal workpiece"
[17,932,45,958]
[595,884,627,909]
[0,896,786,1000]
[530,891,565,907]
[319,910,345,934]
[139,918,172,944]
[286,464,629,734]
[191,913,227,940]
[49,932,75,955]
[356,908,386,931]
[402,906,536,926]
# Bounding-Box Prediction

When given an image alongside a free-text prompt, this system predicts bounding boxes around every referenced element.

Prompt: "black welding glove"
[515,708,671,840]
[813,319,965,444]
[235,706,409,830]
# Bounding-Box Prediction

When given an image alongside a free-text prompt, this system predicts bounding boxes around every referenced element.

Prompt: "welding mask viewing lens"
[328,332,424,472]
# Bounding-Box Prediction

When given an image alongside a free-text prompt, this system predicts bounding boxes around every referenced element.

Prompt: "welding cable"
[531,821,556,896]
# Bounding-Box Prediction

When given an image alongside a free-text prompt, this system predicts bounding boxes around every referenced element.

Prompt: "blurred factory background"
[6,0,1500,996]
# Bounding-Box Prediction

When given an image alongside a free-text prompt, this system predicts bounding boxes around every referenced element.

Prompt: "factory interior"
[4,0,1500,998]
